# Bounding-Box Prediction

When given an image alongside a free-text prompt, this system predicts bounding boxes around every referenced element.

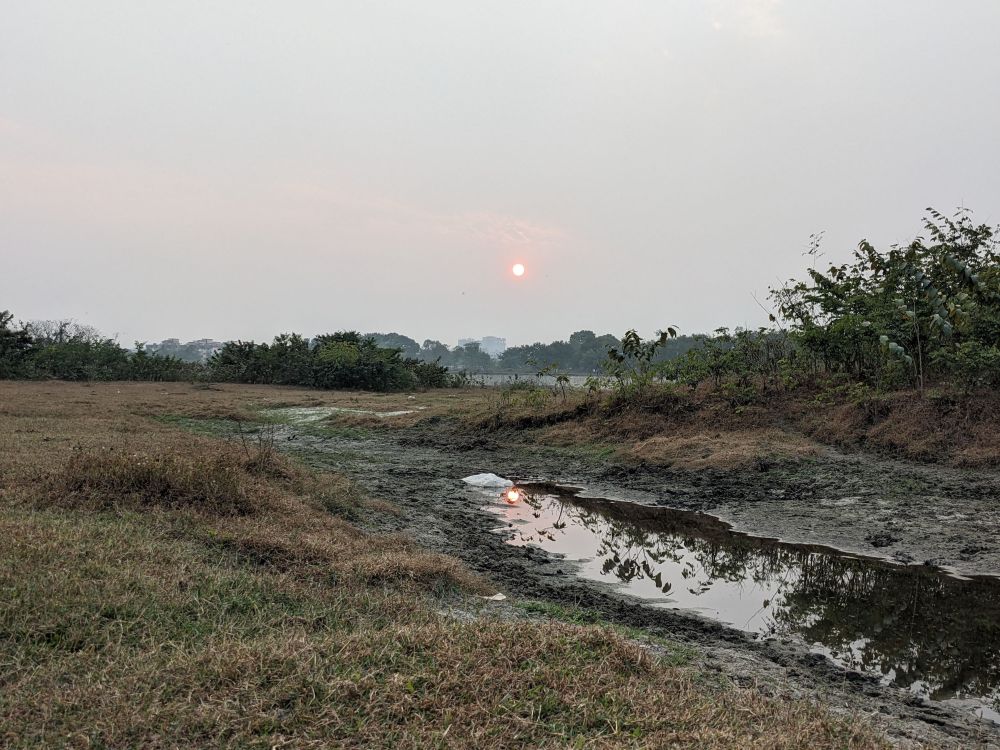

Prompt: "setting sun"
[512,263,525,277]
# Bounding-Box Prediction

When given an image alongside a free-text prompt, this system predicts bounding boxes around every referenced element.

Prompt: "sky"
[3,1,1000,347]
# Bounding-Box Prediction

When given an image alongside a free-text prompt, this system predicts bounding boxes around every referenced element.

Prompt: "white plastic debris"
[480,593,507,601]
[461,473,514,488]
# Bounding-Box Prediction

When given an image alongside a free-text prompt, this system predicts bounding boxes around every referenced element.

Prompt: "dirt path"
[279,417,1000,748]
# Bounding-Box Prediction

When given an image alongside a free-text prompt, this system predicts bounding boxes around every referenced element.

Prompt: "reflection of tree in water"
[512,486,1000,705]
[775,557,1000,703]
[515,487,800,599]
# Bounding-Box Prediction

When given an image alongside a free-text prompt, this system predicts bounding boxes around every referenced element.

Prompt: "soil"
[279,415,1000,749]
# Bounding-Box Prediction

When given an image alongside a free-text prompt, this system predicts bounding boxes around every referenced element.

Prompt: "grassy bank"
[446,382,1000,470]
[0,381,891,748]
[253,377,1000,469]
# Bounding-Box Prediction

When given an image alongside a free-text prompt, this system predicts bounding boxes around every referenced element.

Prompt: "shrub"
[930,341,1000,392]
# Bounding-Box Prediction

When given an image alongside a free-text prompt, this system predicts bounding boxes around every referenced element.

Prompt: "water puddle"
[480,482,1000,716]
[265,406,415,424]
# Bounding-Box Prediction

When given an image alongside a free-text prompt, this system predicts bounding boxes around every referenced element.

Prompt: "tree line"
[5,208,996,395]
[366,330,704,374]
[0,317,202,382]
[0,319,449,391]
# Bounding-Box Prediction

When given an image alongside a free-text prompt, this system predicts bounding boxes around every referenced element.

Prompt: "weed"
[234,420,290,478]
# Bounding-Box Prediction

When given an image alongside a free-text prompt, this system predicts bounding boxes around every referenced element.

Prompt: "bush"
[930,341,1000,391]
[54,447,257,516]
[209,332,450,392]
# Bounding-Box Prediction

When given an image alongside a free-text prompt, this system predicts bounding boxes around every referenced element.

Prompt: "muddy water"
[265,406,416,423]
[481,482,1000,714]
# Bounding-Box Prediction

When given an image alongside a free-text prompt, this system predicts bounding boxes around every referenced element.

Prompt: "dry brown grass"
[54,446,259,515]
[457,381,1000,469]
[800,389,1000,467]
[536,419,817,471]
[627,428,818,470]
[0,380,894,748]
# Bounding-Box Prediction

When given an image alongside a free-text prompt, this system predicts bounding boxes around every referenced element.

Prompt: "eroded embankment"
[479,386,1000,470]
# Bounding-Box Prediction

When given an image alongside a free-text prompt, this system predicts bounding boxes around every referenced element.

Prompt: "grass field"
[0,381,892,748]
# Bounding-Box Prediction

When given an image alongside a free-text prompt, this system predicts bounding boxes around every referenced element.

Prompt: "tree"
[0,310,33,378]
[419,339,452,364]
[366,332,420,359]
[771,207,1000,390]
[24,319,103,345]
[453,342,492,372]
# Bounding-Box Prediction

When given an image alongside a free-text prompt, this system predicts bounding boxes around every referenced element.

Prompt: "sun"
[512,263,525,277]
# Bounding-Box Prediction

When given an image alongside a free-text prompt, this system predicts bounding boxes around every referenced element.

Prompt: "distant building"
[457,336,506,358]
[480,336,507,357]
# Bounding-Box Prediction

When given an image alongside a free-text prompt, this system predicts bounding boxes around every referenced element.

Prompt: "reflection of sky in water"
[477,483,1000,717]
[488,486,792,632]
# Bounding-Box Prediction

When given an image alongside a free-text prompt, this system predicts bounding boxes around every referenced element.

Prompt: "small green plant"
[603,327,678,398]
[536,363,572,402]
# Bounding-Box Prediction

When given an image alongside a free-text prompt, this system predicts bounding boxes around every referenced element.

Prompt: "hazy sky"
[3,1,1000,347]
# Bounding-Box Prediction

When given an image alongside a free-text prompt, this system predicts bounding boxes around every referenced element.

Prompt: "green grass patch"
[152,414,245,436]
[515,600,696,665]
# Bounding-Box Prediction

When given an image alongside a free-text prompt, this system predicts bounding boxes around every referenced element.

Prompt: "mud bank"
[276,416,1000,748]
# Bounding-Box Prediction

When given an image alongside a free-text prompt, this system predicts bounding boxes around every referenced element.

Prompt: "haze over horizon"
[4,1,1000,347]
